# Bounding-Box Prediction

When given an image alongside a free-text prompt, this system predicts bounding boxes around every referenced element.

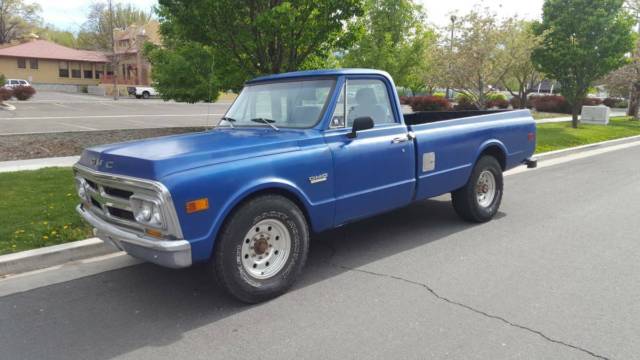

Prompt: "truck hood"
[77,128,311,179]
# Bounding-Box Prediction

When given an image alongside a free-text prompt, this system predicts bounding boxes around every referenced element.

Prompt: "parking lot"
[0,91,231,135]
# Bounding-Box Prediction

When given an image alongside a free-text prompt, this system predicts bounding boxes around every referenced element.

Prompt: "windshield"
[222,79,336,129]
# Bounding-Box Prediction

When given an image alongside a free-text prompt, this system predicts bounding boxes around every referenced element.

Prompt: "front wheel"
[452,156,503,223]
[142,91,150,99]
[213,195,309,303]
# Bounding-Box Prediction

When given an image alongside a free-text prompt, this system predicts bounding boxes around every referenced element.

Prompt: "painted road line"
[0,113,225,121]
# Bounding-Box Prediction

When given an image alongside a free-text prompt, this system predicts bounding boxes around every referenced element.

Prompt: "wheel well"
[222,188,312,234]
[480,145,506,170]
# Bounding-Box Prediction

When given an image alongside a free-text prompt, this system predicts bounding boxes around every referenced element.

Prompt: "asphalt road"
[1,145,640,360]
[0,91,231,134]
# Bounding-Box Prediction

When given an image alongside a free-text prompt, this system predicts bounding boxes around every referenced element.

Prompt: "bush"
[614,100,629,108]
[454,93,479,110]
[603,97,627,108]
[433,92,446,98]
[510,96,526,109]
[12,85,35,101]
[487,98,510,109]
[529,95,571,113]
[401,95,451,112]
[0,87,12,101]
[582,97,603,106]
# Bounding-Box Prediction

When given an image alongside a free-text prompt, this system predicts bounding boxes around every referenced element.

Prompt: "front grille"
[86,179,98,190]
[107,206,136,221]
[103,186,133,199]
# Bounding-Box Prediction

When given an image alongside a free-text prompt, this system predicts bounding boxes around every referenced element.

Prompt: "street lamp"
[446,15,457,99]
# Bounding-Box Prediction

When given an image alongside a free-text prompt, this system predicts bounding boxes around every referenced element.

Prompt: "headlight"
[131,196,163,228]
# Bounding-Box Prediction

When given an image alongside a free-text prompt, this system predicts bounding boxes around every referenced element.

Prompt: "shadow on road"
[0,198,499,359]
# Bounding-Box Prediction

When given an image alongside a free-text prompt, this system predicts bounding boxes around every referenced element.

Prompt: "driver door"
[324,77,415,226]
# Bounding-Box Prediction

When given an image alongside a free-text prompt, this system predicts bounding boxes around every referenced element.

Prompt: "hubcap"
[476,170,496,208]
[241,219,291,280]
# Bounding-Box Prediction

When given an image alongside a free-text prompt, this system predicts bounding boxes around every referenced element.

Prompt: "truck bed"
[406,109,536,200]
[404,110,509,125]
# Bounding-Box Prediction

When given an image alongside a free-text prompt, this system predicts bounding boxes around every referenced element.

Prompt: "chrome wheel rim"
[241,219,291,280]
[476,170,496,208]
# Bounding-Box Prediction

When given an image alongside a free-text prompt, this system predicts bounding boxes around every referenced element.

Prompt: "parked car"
[127,86,158,99]
[4,79,31,88]
[75,69,537,303]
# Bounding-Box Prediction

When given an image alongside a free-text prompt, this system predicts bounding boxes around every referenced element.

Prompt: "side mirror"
[347,116,374,138]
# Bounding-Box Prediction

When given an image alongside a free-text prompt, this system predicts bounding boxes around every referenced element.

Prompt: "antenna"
[207,52,215,129]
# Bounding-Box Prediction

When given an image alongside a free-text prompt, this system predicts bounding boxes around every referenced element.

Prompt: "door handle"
[391,132,415,144]
[391,137,409,144]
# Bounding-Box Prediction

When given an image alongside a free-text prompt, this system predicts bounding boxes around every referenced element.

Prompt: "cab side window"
[346,79,394,126]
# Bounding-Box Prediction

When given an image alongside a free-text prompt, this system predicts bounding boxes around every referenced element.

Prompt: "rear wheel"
[452,155,503,223]
[213,195,309,303]
[135,95,142,99]
[142,91,150,99]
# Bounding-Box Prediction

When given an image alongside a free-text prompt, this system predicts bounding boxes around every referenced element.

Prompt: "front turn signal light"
[186,198,209,214]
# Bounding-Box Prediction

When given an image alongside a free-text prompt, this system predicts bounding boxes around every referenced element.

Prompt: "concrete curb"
[0,238,116,277]
[0,156,80,173]
[533,135,640,162]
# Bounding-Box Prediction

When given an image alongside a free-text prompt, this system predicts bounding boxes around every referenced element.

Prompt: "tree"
[341,0,436,93]
[36,24,78,48]
[0,0,41,44]
[152,0,364,98]
[145,42,221,103]
[78,2,152,51]
[532,0,635,128]
[447,9,513,109]
[501,21,542,109]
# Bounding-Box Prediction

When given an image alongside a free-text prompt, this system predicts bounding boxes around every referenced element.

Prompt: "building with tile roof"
[0,39,111,87]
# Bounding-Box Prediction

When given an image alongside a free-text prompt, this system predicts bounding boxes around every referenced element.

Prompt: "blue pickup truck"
[74,69,536,302]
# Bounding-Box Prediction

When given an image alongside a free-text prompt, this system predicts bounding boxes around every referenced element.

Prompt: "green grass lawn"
[531,111,569,120]
[536,116,640,153]
[0,167,92,255]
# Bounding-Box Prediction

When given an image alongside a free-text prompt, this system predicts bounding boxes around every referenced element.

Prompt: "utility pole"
[445,15,456,99]
[109,0,118,100]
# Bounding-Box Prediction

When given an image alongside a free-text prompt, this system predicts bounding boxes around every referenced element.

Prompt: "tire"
[213,195,309,303]
[451,155,503,223]
[142,91,150,99]
[135,95,142,99]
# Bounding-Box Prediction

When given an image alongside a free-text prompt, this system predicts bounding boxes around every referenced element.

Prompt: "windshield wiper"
[251,118,279,131]
[218,116,236,128]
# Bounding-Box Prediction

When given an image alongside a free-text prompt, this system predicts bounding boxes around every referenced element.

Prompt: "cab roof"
[246,68,392,84]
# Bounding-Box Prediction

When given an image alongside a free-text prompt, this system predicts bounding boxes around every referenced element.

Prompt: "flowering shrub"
[12,85,36,101]
[529,95,571,113]
[0,87,12,101]
[487,98,510,109]
[401,95,451,111]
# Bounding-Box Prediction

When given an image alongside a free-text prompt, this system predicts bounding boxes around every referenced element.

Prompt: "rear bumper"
[76,205,192,268]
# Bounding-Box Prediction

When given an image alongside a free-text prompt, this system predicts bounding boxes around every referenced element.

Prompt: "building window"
[59,61,69,77]
[17,58,26,68]
[84,63,93,79]
[71,62,81,78]
[29,59,38,69]
[95,64,104,79]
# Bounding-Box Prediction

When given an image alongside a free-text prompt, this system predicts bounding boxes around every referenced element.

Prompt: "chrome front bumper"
[77,205,192,268]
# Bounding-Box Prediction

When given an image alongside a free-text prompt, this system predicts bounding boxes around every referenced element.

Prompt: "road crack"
[317,236,610,360]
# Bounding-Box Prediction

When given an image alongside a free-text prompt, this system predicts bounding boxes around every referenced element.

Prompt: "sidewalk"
[535,109,627,124]
[0,156,79,173]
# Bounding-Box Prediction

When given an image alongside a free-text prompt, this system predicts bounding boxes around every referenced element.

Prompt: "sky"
[32,0,544,31]
[33,0,157,31]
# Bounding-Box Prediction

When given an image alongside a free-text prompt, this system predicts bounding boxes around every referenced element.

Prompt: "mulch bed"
[0,127,211,161]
